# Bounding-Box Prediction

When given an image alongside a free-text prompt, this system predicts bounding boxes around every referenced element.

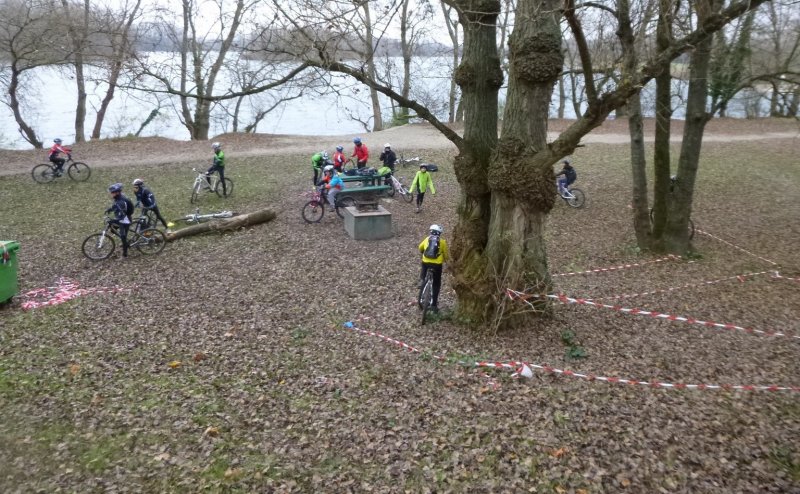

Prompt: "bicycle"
[174,208,236,224]
[82,217,166,260]
[31,155,91,183]
[418,268,435,325]
[557,182,586,208]
[397,154,421,168]
[386,174,414,203]
[190,168,234,204]
[301,187,354,223]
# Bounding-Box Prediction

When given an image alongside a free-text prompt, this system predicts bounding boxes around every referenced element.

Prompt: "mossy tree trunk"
[447,0,502,323]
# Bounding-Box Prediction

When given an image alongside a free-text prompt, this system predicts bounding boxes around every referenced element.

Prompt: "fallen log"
[165,208,276,242]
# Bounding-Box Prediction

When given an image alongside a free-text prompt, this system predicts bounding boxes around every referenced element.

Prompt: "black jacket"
[135,187,157,208]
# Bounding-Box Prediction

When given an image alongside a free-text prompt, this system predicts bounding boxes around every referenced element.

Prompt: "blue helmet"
[353,137,362,145]
[336,145,343,152]
[108,183,123,193]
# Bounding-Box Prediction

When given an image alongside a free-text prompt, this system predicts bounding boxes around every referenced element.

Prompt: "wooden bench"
[336,185,392,211]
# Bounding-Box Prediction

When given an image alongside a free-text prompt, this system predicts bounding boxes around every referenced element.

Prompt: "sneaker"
[415,207,421,214]
[430,305,439,313]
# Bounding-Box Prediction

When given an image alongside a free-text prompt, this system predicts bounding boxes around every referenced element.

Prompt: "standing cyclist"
[418,224,448,313]
[311,151,330,185]
[48,138,72,176]
[105,183,134,258]
[206,142,227,196]
[410,163,436,213]
[351,137,369,169]
[132,178,170,231]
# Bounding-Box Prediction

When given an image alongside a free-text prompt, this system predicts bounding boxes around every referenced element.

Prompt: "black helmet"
[108,183,123,193]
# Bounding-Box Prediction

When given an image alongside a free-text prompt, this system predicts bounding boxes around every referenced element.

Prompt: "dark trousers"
[416,192,425,207]
[206,164,226,194]
[420,262,443,307]
[357,160,367,169]
[50,156,66,171]
[313,168,320,186]
[145,206,169,229]
[114,221,129,256]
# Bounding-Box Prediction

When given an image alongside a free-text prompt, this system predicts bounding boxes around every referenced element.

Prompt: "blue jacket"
[134,187,157,208]
[106,195,133,223]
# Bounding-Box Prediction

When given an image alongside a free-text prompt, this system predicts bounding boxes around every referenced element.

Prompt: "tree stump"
[165,209,276,242]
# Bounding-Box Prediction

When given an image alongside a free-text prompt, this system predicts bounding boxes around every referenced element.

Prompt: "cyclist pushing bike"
[418,224,448,313]
[132,178,170,231]
[206,142,227,195]
[105,183,134,258]
[48,138,72,176]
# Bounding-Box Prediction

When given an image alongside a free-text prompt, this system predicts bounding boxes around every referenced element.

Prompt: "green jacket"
[311,153,324,170]
[213,150,225,167]
[410,170,435,194]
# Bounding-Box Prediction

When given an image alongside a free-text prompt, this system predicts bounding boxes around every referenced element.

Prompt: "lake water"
[0,54,766,149]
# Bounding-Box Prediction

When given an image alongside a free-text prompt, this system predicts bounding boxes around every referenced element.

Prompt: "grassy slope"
[0,140,798,492]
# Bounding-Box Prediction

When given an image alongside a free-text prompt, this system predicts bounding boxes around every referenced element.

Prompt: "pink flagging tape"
[552,255,678,277]
[341,322,799,392]
[592,271,773,301]
[506,289,800,341]
[695,229,778,266]
[20,277,136,310]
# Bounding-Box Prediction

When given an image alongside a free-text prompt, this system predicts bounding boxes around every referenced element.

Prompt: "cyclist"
[132,178,170,231]
[418,224,448,313]
[410,163,436,213]
[379,143,397,171]
[105,183,134,258]
[206,142,227,196]
[351,137,369,169]
[556,158,577,196]
[320,165,343,211]
[311,151,331,185]
[48,138,72,176]
[332,145,347,172]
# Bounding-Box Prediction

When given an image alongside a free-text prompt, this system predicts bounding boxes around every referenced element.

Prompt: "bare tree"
[440,3,462,122]
[0,0,67,148]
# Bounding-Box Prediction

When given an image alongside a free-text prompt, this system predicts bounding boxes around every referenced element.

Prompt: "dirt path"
[1,118,797,177]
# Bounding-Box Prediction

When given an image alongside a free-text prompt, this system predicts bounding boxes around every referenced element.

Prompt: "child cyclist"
[311,151,331,185]
[48,138,72,176]
[105,183,134,258]
[410,163,436,213]
[132,178,170,231]
[320,165,343,211]
[351,137,369,169]
[206,142,228,196]
[332,146,347,172]
[418,224,448,313]
[555,158,577,196]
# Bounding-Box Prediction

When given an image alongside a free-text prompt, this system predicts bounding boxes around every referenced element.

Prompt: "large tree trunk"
[618,0,650,248]
[557,74,566,119]
[362,2,383,131]
[664,1,721,254]
[448,0,502,323]
[650,0,673,247]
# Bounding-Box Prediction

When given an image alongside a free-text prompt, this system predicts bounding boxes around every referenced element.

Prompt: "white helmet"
[429,224,443,235]
[322,151,329,160]
[384,143,391,149]
[212,142,222,150]
[323,164,334,173]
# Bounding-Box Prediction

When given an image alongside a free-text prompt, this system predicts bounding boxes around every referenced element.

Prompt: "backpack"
[423,235,440,259]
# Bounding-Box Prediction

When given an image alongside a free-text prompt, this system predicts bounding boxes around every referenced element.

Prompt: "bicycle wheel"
[401,187,414,203]
[31,164,55,183]
[135,228,166,255]
[419,278,434,325]
[336,196,355,219]
[68,162,91,181]
[386,181,396,197]
[215,178,234,198]
[302,200,325,223]
[82,233,115,260]
[566,188,585,208]
[191,181,201,204]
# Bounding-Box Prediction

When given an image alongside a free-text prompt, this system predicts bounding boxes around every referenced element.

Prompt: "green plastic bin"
[0,241,20,303]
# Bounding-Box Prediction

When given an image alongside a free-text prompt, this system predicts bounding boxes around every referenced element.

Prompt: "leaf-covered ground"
[0,126,799,493]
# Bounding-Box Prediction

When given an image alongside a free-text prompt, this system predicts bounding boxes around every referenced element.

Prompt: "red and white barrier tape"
[552,255,678,277]
[341,322,798,392]
[773,272,800,283]
[592,271,773,301]
[506,289,799,341]
[20,277,135,310]
[477,360,799,392]
[695,229,778,266]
